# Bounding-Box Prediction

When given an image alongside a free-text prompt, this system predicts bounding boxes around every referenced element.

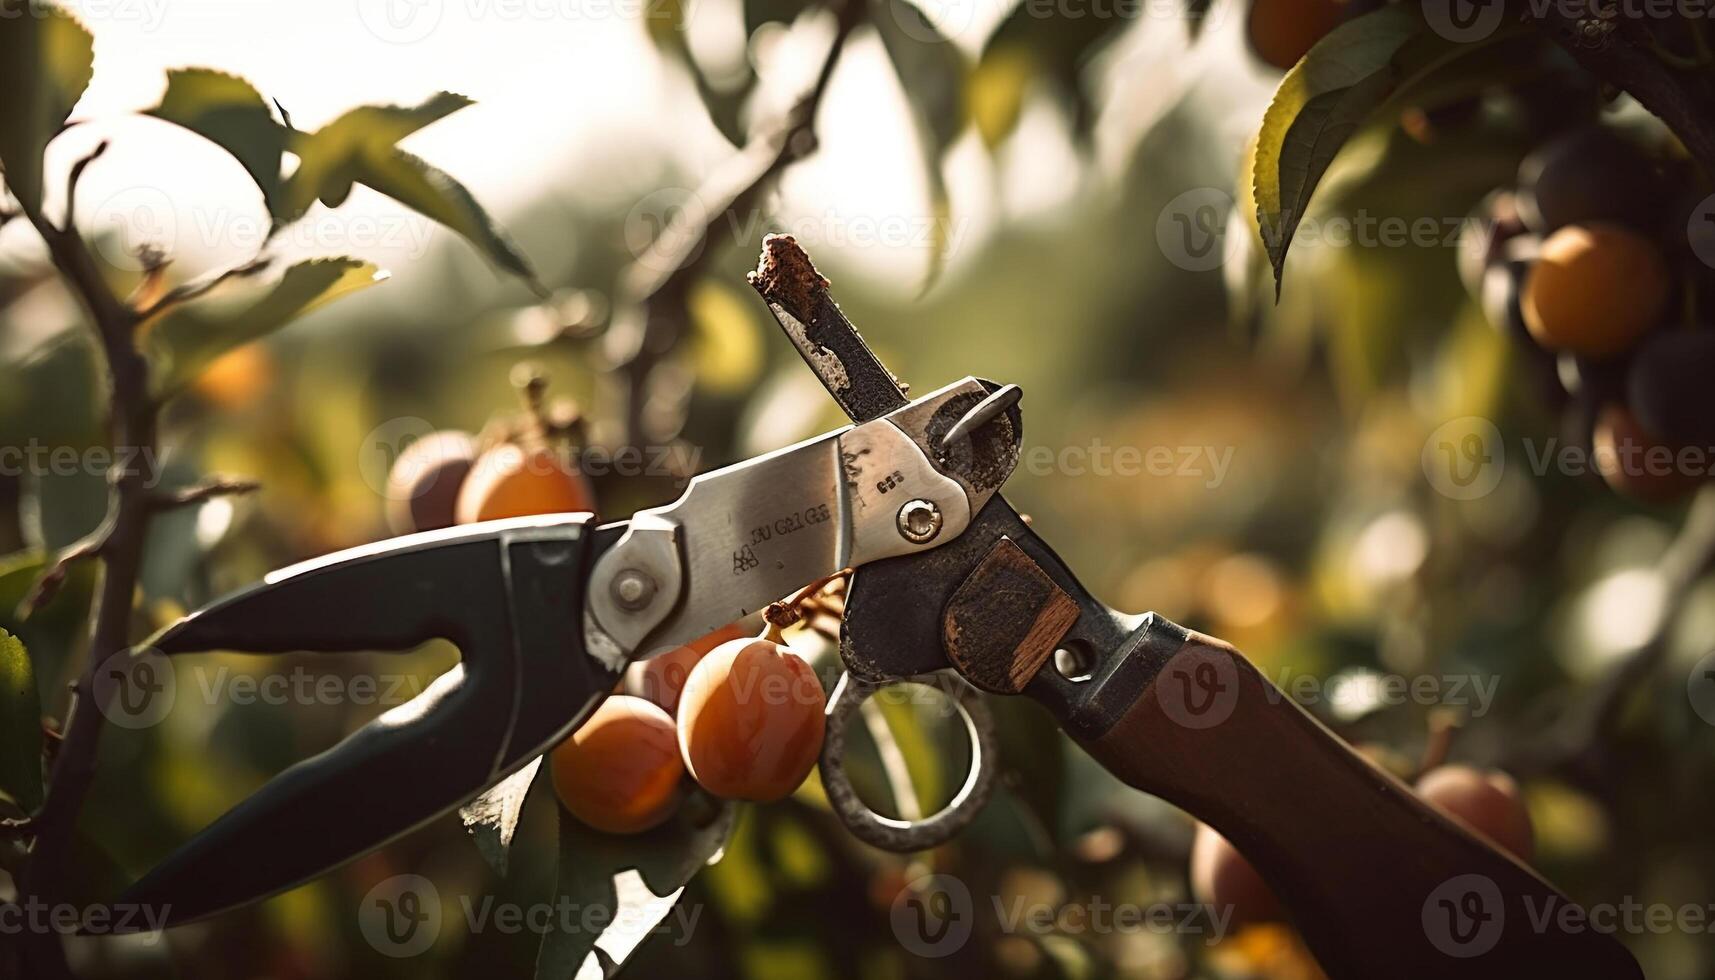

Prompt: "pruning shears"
[112,236,1641,979]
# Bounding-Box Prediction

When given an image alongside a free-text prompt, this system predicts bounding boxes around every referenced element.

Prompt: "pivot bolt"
[612,568,658,610]
[896,499,943,544]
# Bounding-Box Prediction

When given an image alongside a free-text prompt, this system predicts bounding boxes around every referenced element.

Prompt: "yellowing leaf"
[145,258,386,398]
[689,279,762,394]
[967,46,1032,150]
[0,628,43,812]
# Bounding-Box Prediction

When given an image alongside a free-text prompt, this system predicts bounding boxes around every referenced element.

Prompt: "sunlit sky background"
[1,0,1273,297]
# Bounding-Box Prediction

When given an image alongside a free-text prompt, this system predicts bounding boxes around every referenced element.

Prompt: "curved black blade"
[113,514,620,928]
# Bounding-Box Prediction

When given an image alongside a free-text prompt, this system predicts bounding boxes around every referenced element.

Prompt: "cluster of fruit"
[382,371,596,535]
[1462,126,1715,501]
[384,368,828,836]
[1192,761,1533,926]
[552,620,828,834]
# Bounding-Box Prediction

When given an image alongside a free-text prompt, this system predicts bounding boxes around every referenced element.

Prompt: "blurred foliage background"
[4,0,1715,978]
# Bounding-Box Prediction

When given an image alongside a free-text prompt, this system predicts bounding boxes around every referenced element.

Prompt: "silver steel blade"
[585,379,1006,660]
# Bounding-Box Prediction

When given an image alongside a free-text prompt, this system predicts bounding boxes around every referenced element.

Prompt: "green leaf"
[460,757,541,876]
[351,147,541,291]
[144,258,386,398]
[534,796,737,979]
[0,2,94,211]
[0,628,43,812]
[1251,8,1514,293]
[873,0,965,292]
[278,92,541,293]
[146,69,289,215]
[277,91,472,224]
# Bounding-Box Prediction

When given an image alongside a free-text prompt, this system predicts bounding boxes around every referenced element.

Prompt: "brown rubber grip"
[1075,631,1641,980]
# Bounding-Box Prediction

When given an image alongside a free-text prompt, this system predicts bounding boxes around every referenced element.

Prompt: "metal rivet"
[896,499,943,544]
[612,569,657,610]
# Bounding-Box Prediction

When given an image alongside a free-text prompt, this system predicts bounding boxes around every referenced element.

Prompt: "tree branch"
[1507,484,1715,778]
[612,0,865,445]
[14,145,157,980]
[151,475,260,511]
[1530,8,1715,172]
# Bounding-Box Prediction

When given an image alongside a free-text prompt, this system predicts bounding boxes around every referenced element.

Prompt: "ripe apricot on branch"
[1415,765,1534,862]
[385,430,478,535]
[677,635,826,802]
[623,622,751,714]
[1245,0,1347,71]
[550,695,683,834]
[1592,404,1698,502]
[455,443,595,523]
[1522,223,1669,357]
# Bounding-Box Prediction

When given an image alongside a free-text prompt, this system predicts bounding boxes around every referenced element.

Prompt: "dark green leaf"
[146,69,289,215]
[1252,8,1516,293]
[0,2,94,211]
[353,148,541,291]
[144,258,385,398]
[0,628,43,812]
[278,93,541,292]
[534,796,737,979]
[276,91,473,225]
[460,757,542,876]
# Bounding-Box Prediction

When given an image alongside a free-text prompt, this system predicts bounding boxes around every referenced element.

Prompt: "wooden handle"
[1069,626,1640,979]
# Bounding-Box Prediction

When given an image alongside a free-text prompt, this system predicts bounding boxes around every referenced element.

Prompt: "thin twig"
[150,475,261,511]
[18,529,108,619]
[135,256,272,320]
[59,140,109,235]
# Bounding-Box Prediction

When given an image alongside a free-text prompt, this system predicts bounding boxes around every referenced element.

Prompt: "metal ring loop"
[818,671,996,852]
